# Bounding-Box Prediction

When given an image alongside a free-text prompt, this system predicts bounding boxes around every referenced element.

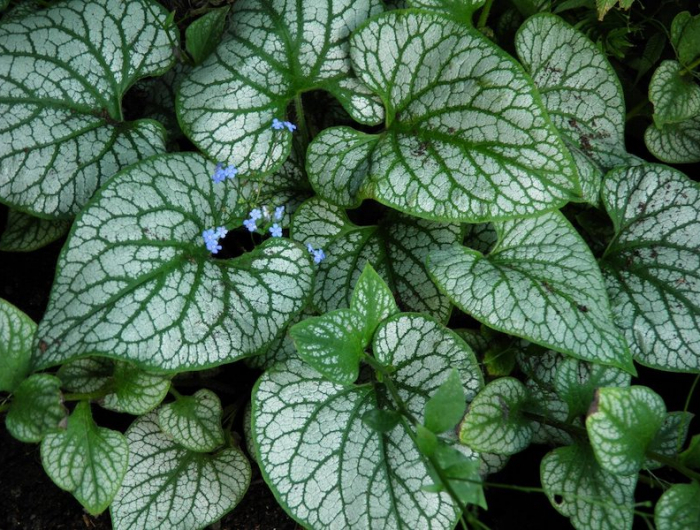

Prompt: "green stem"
[647,450,700,483]
[294,93,310,154]
[169,385,183,400]
[476,0,494,29]
[681,56,700,76]
[625,99,650,122]
[63,388,113,402]
[483,481,545,494]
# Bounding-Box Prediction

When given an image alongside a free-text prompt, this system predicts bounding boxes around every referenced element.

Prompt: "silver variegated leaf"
[0,298,35,392]
[253,313,483,529]
[407,0,485,23]
[5,374,66,443]
[0,210,70,252]
[101,362,170,415]
[655,481,700,530]
[158,389,225,453]
[111,411,251,530]
[0,0,176,217]
[177,0,384,176]
[645,411,693,470]
[34,153,313,372]
[57,357,113,394]
[649,60,700,126]
[428,211,634,372]
[645,116,700,163]
[601,164,700,372]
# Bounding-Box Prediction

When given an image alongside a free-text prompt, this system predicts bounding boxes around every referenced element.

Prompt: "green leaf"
[460,377,533,455]
[407,1,486,24]
[645,411,694,469]
[253,313,483,529]
[362,408,402,433]
[344,11,579,222]
[185,7,229,65]
[655,481,700,530]
[601,164,700,372]
[681,434,700,469]
[0,210,70,252]
[177,0,384,176]
[57,357,113,394]
[672,11,700,67]
[290,309,366,385]
[0,0,176,217]
[40,401,127,515]
[515,14,633,205]
[586,386,666,476]
[5,374,66,442]
[554,358,631,419]
[34,153,313,372]
[101,362,170,415]
[292,197,461,322]
[428,211,634,372]
[416,423,440,456]
[645,117,700,163]
[351,263,400,345]
[111,411,251,530]
[541,442,636,530]
[650,61,700,126]
[158,389,225,452]
[0,298,35,392]
[425,369,466,434]
[595,0,633,21]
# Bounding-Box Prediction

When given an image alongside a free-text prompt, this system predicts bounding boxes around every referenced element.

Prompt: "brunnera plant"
[0,0,699,529]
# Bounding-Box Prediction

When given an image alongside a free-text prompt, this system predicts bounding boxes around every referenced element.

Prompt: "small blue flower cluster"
[271,118,297,132]
[243,205,285,238]
[307,244,326,264]
[212,162,238,183]
[202,226,228,254]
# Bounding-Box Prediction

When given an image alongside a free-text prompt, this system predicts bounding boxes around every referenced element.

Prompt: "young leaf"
[428,440,485,509]
[34,153,313,372]
[586,386,666,476]
[177,0,384,176]
[515,14,633,204]
[601,165,700,372]
[681,434,700,469]
[362,409,402,433]
[649,60,700,126]
[460,377,533,455]
[655,481,700,530]
[0,210,70,252]
[346,11,579,222]
[425,369,466,434]
[292,197,461,322]
[158,389,225,452]
[101,362,170,415]
[253,314,483,529]
[5,374,66,443]
[185,7,229,66]
[289,309,366,385]
[428,211,634,373]
[0,0,176,218]
[554,358,631,419]
[351,263,400,345]
[645,116,700,163]
[111,411,251,530]
[57,357,113,394]
[40,401,127,515]
[541,442,636,530]
[671,11,700,67]
[0,298,35,392]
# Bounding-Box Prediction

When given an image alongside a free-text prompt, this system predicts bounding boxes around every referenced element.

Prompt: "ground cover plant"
[1,0,700,528]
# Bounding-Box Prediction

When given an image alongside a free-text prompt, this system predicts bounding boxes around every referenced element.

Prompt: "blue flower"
[283,121,297,132]
[274,205,285,221]
[306,243,326,264]
[243,218,257,232]
[269,224,282,238]
[249,208,263,221]
[212,163,237,183]
[202,227,228,254]
[271,118,285,130]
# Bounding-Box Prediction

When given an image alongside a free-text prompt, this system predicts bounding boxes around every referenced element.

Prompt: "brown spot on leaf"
[39,340,48,353]
[587,389,600,416]
[576,304,588,313]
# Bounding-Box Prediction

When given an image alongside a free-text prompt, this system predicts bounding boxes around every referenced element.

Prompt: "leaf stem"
[476,0,494,29]
[625,99,650,122]
[169,385,183,400]
[293,93,310,154]
[646,450,700,482]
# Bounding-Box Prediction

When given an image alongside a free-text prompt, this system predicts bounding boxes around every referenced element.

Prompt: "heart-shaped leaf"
[41,401,127,515]
[0,298,35,392]
[341,11,579,222]
[0,210,70,252]
[541,442,636,530]
[111,411,251,530]
[645,117,700,163]
[5,374,66,443]
[158,388,225,452]
[289,309,366,385]
[586,386,666,476]
[34,153,313,372]
[292,197,461,322]
[428,210,634,372]
[672,11,700,67]
[0,0,176,217]
[655,481,700,530]
[554,357,631,419]
[650,60,700,126]
[515,14,632,204]
[460,377,533,455]
[351,263,400,345]
[101,362,170,415]
[253,313,483,529]
[600,164,700,372]
[177,0,384,176]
